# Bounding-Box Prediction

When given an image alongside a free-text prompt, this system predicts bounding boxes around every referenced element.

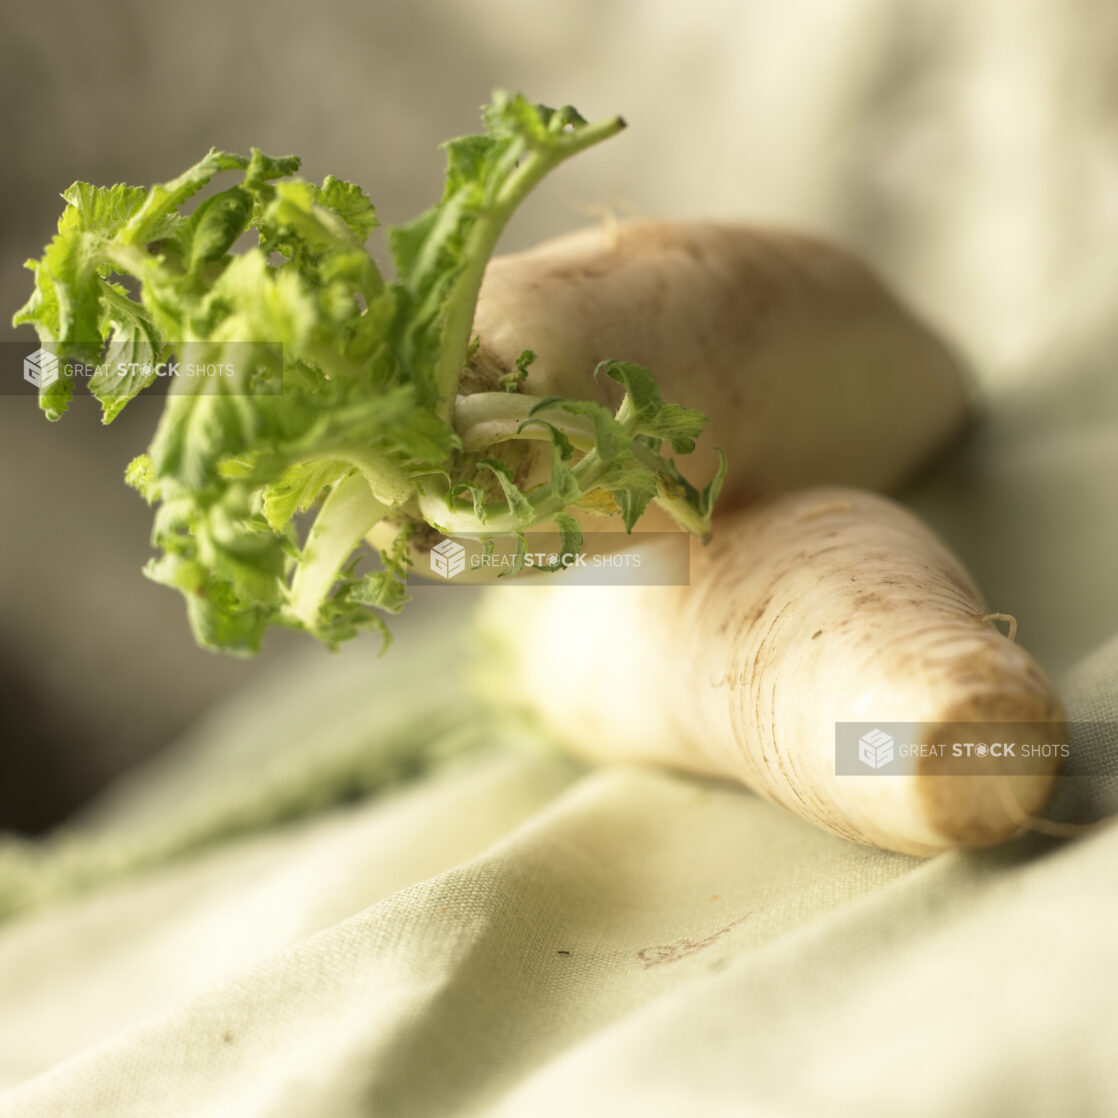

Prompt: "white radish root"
[467,219,970,518]
[475,487,1064,856]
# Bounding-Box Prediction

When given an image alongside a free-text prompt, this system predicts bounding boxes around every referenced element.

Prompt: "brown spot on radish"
[533,259,611,285]
[747,595,773,622]
[798,499,855,521]
[949,670,989,687]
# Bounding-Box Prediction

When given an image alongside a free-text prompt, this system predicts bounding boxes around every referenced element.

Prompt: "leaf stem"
[287,471,388,631]
[454,391,596,452]
[430,115,626,425]
[417,447,606,536]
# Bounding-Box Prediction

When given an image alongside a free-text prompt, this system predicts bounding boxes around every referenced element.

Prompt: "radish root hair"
[560,196,623,250]
[988,768,1114,839]
[980,612,1019,642]
[971,613,1112,836]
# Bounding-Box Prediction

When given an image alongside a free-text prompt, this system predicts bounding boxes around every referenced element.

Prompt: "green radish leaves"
[423,358,720,538]
[15,93,724,656]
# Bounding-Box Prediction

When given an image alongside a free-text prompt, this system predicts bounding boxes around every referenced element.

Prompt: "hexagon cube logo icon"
[24,347,60,389]
[858,728,895,769]
[429,538,466,580]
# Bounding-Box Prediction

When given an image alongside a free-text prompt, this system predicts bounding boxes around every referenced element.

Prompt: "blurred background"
[2,0,1117,832]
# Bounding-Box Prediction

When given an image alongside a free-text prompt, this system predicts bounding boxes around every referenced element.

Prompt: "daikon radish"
[477,488,1064,856]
